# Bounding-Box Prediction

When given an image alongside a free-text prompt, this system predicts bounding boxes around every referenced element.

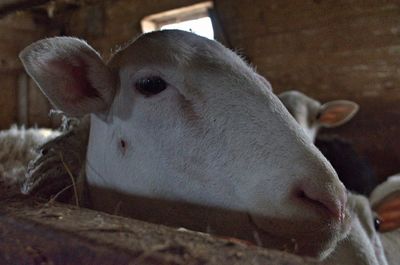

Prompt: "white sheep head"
[279,90,359,142]
[20,30,350,259]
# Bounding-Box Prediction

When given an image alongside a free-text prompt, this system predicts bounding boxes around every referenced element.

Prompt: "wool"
[0,125,59,194]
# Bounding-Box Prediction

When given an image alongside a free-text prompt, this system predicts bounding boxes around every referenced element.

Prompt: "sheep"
[278,90,359,142]
[0,125,59,197]
[23,109,399,265]
[22,129,399,265]
[370,174,400,210]
[19,30,350,259]
[370,173,400,265]
[322,192,389,265]
[315,138,377,196]
[369,174,400,265]
[278,90,377,195]
[279,91,400,264]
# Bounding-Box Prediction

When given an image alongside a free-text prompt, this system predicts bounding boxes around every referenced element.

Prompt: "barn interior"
[0,0,399,264]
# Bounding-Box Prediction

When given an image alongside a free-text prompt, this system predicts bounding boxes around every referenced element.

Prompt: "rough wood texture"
[0,0,51,18]
[0,196,317,265]
[0,134,316,265]
[0,12,50,129]
[214,0,400,182]
[27,79,52,127]
[0,74,17,129]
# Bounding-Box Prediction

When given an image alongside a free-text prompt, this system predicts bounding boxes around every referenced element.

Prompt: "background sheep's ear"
[370,174,400,232]
[19,37,116,117]
[374,194,400,232]
[317,100,359,128]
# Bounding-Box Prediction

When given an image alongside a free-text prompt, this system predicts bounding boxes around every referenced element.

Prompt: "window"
[141,2,214,39]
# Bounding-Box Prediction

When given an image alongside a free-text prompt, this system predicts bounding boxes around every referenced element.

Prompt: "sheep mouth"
[246,212,349,258]
[246,213,300,253]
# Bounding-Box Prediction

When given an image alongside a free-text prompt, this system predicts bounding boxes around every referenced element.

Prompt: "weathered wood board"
[0,194,317,265]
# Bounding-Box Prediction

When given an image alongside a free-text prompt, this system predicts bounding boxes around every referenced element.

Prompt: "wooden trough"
[0,185,318,265]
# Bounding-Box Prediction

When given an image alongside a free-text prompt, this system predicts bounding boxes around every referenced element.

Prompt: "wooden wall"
[214,0,400,180]
[0,11,54,129]
[0,0,398,180]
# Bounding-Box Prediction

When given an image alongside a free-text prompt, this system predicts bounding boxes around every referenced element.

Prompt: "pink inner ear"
[319,106,353,123]
[48,58,100,102]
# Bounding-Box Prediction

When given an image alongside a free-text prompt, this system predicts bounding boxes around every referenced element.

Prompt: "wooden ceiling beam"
[0,0,53,18]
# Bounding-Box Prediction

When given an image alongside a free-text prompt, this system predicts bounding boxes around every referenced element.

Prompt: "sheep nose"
[295,183,347,221]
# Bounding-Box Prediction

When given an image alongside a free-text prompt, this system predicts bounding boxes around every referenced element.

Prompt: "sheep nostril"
[119,138,128,155]
[296,187,346,221]
[120,139,126,149]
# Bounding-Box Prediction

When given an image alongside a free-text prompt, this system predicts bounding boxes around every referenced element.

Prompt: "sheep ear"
[19,37,116,117]
[317,100,359,128]
[374,194,400,232]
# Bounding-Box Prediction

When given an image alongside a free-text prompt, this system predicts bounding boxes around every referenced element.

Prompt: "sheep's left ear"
[19,37,116,117]
[374,194,400,232]
[317,100,359,128]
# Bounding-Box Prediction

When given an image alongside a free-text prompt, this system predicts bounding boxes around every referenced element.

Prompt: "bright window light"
[160,17,214,39]
[141,2,214,39]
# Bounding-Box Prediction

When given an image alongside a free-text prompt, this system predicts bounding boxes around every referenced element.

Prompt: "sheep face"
[279,90,359,142]
[20,30,350,258]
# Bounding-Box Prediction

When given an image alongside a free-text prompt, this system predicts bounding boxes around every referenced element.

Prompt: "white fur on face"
[323,194,388,265]
[83,31,349,258]
[278,90,359,143]
[278,90,322,142]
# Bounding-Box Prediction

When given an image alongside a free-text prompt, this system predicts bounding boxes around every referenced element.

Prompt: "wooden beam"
[17,72,28,125]
[0,197,317,265]
[0,0,51,18]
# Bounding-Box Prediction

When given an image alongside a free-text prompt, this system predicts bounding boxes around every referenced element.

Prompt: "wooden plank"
[216,0,399,34]
[0,13,47,72]
[0,10,44,30]
[250,46,400,100]
[239,13,400,57]
[17,72,28,125]
[0,197,317,265]
[0,0,51,18]
[0,73,17,129]
[28,79,51,127]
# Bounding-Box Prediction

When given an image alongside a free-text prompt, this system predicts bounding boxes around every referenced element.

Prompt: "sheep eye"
[135,76,167,96]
